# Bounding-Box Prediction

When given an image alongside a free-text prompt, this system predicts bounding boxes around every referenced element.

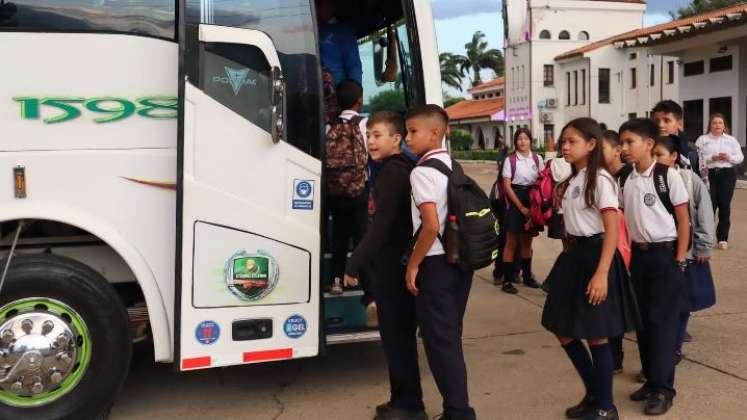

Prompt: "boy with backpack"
[325,80,369,297]
[405,104,497,420]
[618,119,690,416]
[343,112,425,420]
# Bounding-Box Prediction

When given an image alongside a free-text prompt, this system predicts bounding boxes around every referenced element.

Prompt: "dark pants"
[675,312,690,354]
[328,193,368,280]
[708,167,737,242]
[375,282,424,411]
[415,255,476,420]
[610,335,624,369]
[631,245,687,399]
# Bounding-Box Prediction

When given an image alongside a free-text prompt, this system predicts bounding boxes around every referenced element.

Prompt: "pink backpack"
[528,165,554,226]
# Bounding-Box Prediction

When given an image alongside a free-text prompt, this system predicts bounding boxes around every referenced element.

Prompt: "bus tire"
[0,254,131,420]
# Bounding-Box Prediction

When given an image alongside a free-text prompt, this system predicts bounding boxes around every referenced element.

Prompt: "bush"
[452,149,499,161]
[449,129,474,151]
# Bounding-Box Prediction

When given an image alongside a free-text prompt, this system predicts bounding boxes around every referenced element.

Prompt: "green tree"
[444,95,466,108]
[458,31,504,86]
[439,52,467,91]
[672,0,744,18]
[449,129,474,151]
[365,90,407,115]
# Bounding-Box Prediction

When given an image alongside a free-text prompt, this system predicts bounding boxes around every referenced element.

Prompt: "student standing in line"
[651,100,700,176]
[601,129,631,375]
[619,119,690,416]
[653,135,715,364]
[500,128,543,294]
[696,113,744,250]
[343,112,426,420]
[405,105,476,420]
[542,118,639,420]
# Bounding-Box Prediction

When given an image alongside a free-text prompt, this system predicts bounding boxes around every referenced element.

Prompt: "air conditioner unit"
[541,112,553,123]
[545,98,558,108]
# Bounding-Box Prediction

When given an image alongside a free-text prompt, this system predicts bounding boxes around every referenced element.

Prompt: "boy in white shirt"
[619,118,690,416]
[405,105,476,420]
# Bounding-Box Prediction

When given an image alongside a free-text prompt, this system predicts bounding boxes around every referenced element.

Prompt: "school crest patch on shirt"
[571,186,581,199]
[643,192,657,207]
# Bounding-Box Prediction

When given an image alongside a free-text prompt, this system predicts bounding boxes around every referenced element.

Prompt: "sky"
[430,0,694,96]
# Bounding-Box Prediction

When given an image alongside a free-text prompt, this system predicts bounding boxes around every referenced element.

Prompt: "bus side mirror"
[271,66,285,144]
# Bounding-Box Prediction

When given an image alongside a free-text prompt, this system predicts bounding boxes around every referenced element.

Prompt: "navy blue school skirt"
[541,236,640,339]
[504,185,542,234]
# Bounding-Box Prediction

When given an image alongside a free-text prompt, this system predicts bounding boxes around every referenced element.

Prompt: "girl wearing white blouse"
[695,113,744,249]
[542,118,639,420]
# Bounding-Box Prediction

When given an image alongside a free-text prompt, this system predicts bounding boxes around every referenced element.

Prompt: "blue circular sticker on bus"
[195,320,220,345]
[284,314,307,339]
[296,181,313,198]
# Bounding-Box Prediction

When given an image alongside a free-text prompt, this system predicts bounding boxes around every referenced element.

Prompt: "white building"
[446,78,505,149]
[609,4,747,146]
[503,0,646,144]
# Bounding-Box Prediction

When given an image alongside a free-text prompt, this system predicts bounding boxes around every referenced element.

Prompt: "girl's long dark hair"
[557,118,605,208]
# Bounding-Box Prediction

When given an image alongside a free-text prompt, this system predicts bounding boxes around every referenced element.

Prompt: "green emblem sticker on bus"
[225,250,279,301]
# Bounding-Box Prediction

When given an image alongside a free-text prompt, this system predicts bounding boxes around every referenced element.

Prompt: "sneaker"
[718,241,728,250]
[329,277,343,295]
[366,302,379,328]
[502,281,518,294]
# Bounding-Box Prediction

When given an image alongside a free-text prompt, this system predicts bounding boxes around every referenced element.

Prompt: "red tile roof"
[556,3,747,60]
[468,77,505,93]
[446,98,504,121]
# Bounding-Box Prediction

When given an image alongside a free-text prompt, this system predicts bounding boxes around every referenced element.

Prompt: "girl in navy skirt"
[542,118,639,420]
[501,128,543,294]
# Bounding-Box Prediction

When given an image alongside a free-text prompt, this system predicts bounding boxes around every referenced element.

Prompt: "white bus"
[0,0,442,418]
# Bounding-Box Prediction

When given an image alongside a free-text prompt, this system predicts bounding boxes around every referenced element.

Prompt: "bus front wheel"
[0,254,131,420]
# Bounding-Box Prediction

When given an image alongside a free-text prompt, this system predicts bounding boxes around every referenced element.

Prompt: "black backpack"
[420,158,500,271]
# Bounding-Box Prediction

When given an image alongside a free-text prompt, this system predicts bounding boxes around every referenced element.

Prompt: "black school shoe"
[502,281,519,294]
[583,407,619,420]
[630,385,651,401]
[522,274,541,288]
[644,393,673,416]
[374,407,428,420]
[565,395,596,419]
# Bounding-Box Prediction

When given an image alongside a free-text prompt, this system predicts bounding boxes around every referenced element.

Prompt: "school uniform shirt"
[622,162,689,243]
[410,149,450,256]
[562,168,619,237]
[695,133,744,169]
[501,152,544,186]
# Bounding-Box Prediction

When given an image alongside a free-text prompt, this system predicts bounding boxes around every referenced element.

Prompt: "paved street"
[111,162,747,420]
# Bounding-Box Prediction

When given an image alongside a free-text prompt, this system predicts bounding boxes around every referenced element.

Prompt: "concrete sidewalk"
[111,162,747,420]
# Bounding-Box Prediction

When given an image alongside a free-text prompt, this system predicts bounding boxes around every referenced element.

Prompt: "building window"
[629,52,637,60]
[667,61,675,84]
[630,68,637,89]
[578,31,589,41]
[559,30,570,40]
[544,124,555,143]
[628,113,637,120]
[650,64,655,86]
[573,70,578,105]
[544,65,554,86]
[710,55,733,73]
[539,30,551,39]
[511,67,515,89]
[566,72,571,105]
[598,68,610,104]
[521,65,526,88]
[581,69,586,105]
[684,60,705,77]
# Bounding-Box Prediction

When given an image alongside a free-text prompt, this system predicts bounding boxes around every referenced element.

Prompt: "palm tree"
[439,53,466,91]
[459,31,504,86]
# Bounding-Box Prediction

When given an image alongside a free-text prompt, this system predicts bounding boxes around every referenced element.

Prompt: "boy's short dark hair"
[367,111,405,137]
[619,118,659,141]
[405,104,449,129]
[651,100,683,120]
[602,130,620,147]
[336,79,363,110]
